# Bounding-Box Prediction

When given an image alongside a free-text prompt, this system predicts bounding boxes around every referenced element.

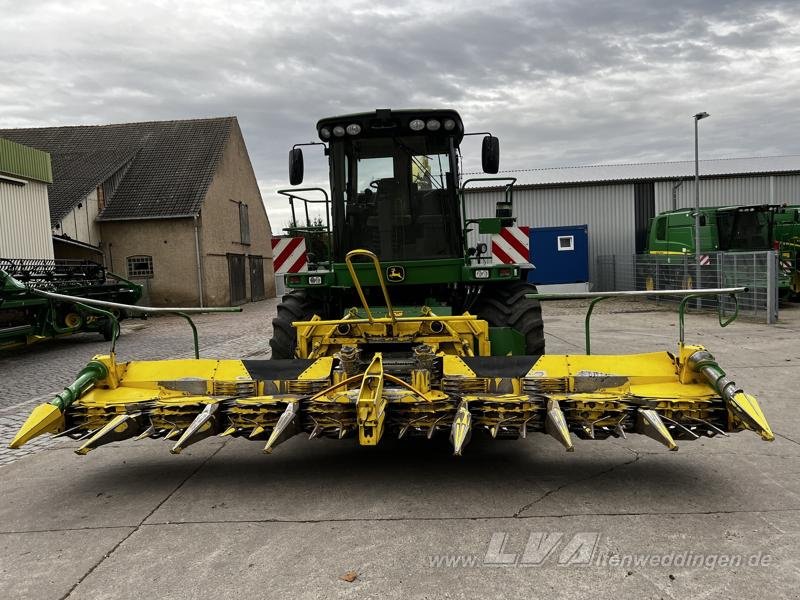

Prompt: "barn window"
[127,255,154,278]
[239,202,251,245]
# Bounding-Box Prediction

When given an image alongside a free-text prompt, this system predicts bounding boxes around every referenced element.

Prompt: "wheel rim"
[64,313,82,328]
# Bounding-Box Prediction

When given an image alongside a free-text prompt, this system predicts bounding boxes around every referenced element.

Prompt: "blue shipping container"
[527,225,589,285]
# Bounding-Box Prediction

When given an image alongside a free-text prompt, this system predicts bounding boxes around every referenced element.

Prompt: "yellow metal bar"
[344,249,396,324]
[356,354,387,445]
[293,315,480,326]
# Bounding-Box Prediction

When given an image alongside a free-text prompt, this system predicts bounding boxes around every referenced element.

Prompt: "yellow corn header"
[9,253,773,457]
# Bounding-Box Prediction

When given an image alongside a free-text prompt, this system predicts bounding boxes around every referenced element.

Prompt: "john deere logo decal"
[386,266,405,282]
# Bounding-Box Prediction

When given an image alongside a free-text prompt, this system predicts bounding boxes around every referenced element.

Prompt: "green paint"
[488,327,524,356]
[50,360,108,411]
[0,138,52,183]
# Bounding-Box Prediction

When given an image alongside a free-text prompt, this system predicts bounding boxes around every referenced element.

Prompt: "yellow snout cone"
[8,404,64,449]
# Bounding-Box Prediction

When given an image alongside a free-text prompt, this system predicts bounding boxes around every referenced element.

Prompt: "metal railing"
[26,288,241,358]
[528,287,746,354]
[595,251,780,323]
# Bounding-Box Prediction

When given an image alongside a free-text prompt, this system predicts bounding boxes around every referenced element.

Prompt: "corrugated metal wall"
[0,180,54,259]
[464,184,635,280]
[655,174,800,213]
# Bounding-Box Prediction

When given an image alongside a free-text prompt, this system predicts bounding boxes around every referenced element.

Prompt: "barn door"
[249,255,265,301]
[227,253,247,305]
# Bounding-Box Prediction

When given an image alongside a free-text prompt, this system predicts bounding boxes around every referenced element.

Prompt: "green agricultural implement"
[643,204,800,296]
[0,258,142,348]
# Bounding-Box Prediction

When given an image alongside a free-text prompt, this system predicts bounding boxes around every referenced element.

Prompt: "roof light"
[443,119,456,131]
[333,125,345,137]
[409,119,425,131]
[346,123,361,135]
[426,119,441,131]
[319,127,331,139]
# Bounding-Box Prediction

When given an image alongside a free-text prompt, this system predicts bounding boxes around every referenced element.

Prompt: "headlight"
[346,123,361,135]
[333,125,345,137]
[409,119,425,131]
[426,119,441,131]
[308,276,323,285]
[319,127,331,139]
[443,119,456,131]
[474,269,490,279]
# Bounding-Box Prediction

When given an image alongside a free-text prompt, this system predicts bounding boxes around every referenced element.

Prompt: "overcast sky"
[2,0,800,226]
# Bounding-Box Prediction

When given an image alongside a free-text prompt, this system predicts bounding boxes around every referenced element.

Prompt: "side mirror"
[481,135,499,174]
[289,148,304,185]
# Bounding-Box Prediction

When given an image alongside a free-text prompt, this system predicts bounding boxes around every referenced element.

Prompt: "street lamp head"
[694,112,710,120]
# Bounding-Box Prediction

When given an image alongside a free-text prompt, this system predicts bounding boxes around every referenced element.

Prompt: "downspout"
[194,215,205,307]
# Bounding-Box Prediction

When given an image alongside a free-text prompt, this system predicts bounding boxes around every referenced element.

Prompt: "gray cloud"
[2,0,800,225]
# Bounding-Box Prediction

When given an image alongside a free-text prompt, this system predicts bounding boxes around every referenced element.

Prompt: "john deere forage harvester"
[9,109,773,455]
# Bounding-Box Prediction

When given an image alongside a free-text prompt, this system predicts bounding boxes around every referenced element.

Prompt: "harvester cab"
[272,109,542,359]
[8,108,774,457]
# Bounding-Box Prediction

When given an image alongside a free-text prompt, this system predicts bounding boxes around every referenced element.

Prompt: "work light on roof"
[409,119,425,131]
[426,119,441,131]
[333,125,346,137]
[319,127,331,139]
[443,119,456,131]
[346,124,361,135]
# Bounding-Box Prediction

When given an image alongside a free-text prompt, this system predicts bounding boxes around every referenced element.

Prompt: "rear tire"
[269,290,324,359]
[471,281,545,355]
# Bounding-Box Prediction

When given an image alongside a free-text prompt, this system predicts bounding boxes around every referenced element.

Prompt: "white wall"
[0,179,54,259]
[55,188,102,247]
[465,183,636,280]
[655,174,800,213]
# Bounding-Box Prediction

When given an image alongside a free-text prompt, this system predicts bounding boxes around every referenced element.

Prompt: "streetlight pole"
[693,112,709,295]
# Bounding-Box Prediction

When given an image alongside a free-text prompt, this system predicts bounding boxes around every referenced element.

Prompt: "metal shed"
[0,138,54,259]
[464,155,800,284]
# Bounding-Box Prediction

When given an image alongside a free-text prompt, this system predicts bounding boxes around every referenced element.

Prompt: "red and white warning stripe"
[271,237,308,273]
[699,255,711,266]
[491,226,530,265]
[781,260,794,272]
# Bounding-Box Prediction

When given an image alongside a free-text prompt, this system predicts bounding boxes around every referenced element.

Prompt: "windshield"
[717,210,772,251]
[335,136,461,261]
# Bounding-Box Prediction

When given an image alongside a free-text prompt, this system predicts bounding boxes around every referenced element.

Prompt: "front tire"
[471,281,545,355]
[269,290,324,359]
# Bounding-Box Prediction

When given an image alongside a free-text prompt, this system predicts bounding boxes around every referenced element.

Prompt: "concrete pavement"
[1,300,799,599]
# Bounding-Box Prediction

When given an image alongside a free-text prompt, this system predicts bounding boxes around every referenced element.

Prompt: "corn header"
[8,108,774,456]
[8,261,773,456]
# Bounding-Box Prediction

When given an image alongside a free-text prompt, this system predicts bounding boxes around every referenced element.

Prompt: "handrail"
[343,249,396,324]
[458,177,517,259]
[277,187,331,264]
[26,286,241,358]
[526,287,746,354]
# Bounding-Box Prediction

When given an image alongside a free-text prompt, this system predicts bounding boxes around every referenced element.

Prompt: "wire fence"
[595,251,780,323]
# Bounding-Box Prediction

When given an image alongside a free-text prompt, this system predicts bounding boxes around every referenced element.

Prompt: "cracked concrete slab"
[0,527,134,600]
[67,512,798,600]
[0,440,226,533]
